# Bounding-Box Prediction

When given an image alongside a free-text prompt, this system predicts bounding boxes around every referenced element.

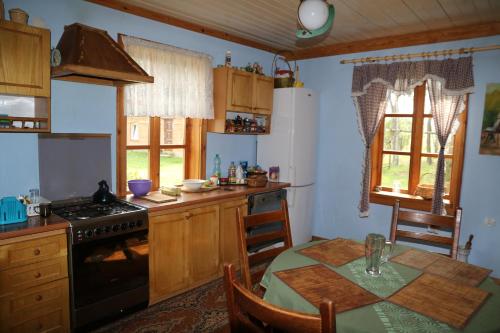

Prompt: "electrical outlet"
[484,217,496,227]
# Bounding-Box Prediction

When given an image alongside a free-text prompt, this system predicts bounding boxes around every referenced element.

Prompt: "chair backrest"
[223,263,336,333]
[236,199,293,290]
[390,200,462,259]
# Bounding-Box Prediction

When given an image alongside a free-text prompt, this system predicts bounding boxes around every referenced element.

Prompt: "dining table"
[260,239,500,333]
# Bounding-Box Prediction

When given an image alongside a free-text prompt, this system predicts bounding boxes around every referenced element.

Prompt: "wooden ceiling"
[89,0,500,59]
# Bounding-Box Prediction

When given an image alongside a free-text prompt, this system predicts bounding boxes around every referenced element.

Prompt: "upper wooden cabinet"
[209,67,274,134]
[0,21,50,97]
[0,21,51,133]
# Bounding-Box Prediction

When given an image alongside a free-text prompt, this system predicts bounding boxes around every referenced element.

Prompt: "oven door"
[70,229,148,330]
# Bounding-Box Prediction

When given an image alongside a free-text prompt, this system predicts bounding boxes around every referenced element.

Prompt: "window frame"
[369,83,467,213]
[116,34,206,196]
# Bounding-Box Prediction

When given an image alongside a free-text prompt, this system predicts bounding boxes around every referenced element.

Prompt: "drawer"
[0,278,70,333]
[0,256,68,295]
[0,234,67,270]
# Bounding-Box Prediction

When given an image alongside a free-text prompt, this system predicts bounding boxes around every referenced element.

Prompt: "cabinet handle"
[35,294,43,301]
[183,212,193,220]
[34,249,41,256]
[34,272,42,278]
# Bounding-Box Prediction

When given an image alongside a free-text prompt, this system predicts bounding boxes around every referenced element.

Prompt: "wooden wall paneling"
[399,0,451,29]
[86,0,279,54]
[290,22,500,60]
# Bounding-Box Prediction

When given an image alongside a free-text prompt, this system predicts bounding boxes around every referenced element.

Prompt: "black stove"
[54,198,149,332]
[53,198,148,245]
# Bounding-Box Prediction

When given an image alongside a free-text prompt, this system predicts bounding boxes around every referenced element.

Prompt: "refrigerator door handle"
[287,188,296,207]
[289,165,296,185]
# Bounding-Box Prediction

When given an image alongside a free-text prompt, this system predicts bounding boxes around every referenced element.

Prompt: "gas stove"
[53,198,148,245]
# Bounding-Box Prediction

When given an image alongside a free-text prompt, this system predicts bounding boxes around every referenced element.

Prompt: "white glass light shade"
[298,0,329,31]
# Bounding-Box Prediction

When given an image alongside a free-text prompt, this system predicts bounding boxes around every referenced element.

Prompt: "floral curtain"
[122,35,214,119]
[352,57,474,217]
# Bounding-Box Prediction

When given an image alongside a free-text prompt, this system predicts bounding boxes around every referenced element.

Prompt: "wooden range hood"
[51,23,154,86]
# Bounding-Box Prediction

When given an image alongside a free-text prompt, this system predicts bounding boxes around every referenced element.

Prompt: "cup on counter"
[39,203,52,218]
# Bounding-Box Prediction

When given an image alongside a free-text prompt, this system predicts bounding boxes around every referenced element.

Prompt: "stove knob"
[121,223,128,231]
[128,221,136,229]
[112,224,120,232]
[94,227,102,236]
[84,229,93,238]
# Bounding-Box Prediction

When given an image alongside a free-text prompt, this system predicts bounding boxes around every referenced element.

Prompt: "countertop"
[0,182,290,240]
[125,182,291,212]
[0,214,70,241]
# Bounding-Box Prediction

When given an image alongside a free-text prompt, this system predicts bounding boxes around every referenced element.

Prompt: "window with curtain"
[370,82,467,213]
[351,57,473,216]
[116,35,212,195]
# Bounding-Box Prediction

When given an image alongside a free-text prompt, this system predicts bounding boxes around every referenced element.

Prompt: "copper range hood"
[51,23,154,86]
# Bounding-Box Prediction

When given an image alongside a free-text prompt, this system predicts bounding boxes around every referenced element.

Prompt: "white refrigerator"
[257,88,318,245]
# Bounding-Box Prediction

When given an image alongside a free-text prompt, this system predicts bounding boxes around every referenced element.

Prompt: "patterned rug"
[93,278,229,333]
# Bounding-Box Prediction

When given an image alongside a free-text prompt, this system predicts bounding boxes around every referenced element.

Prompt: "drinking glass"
[365,233,394,276]
[29,188,40,204]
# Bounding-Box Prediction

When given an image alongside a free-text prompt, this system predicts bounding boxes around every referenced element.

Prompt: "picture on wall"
[479,83,500,156]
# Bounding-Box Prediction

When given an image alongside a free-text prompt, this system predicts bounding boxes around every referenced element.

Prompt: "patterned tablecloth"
[260,240,500,333]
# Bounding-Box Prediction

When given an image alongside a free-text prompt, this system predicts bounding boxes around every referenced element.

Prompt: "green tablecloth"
[260,240,500,333]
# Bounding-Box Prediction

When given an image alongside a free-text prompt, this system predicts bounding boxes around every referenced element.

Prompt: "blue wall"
[300,35,500,276]
[0,0,267,197]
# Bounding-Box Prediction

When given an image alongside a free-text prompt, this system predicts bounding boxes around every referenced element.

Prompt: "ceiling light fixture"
[296,0,335,39]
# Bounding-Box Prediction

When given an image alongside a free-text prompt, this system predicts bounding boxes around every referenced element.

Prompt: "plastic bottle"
[228,161,237,183]
[225,50,232,67]
[236,164,244,183]
[213,154,222,178]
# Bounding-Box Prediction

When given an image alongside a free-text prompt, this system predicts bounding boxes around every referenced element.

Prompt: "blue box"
[0,197,28,225]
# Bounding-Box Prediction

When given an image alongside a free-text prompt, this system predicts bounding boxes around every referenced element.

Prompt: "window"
[116,34,209,196]
[118,111,206,195]
[370,83,466,212]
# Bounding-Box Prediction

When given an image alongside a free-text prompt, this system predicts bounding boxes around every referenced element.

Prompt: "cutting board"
[141,193,177,203]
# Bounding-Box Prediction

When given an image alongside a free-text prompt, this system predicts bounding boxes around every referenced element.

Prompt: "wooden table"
[261,240,500,333]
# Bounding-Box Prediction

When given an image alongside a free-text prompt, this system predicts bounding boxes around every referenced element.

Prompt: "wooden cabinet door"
[0,21,50,97]
[149,212,190,303]
[253,75,274,114]
[227,69,253,112]
[187,205,220,284]
[219,198,247,271]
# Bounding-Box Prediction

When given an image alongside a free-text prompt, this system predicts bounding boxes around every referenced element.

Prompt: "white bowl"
[182,179,205,191]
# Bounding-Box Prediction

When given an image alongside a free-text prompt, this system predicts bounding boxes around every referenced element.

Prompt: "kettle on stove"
[92,180,116,204]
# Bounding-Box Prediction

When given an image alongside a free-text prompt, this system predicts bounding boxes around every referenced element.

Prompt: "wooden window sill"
[370,191,452,212]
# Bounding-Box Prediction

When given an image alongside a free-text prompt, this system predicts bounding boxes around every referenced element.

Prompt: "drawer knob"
[35,295,43,301]
[34,272,42,278]
[34,249,41,256]
[184,212,193,220]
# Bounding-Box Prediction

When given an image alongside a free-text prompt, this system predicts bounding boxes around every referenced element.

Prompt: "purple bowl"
[128,179,152,197]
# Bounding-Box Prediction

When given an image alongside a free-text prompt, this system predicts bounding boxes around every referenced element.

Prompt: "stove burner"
[53,199,143,222]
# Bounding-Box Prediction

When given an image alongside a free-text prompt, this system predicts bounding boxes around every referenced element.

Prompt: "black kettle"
[92,180,116,204]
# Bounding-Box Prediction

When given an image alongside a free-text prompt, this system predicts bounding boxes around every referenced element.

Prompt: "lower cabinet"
[149,204,220,304]
[219,198,247,271]
[149,197,246,304]
[0,231,70,333]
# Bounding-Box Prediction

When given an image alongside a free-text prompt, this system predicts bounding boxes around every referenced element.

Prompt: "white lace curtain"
[122,36,214,119]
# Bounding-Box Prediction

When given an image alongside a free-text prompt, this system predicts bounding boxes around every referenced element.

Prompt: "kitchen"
[1,0,500,333]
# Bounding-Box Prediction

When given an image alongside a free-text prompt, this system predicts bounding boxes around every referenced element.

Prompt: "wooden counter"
[0,215,69,243]
[125,182,290,212]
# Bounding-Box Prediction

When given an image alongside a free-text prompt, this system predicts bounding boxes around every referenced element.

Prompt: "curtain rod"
[339,44,500,64]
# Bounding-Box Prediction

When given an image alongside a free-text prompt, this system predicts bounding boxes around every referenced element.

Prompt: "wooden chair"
[223,263,336,333]
[390,200,462,259]
[236,199,293,291]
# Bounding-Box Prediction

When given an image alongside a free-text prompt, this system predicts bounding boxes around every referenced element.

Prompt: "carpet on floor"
[93,277,229,333]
